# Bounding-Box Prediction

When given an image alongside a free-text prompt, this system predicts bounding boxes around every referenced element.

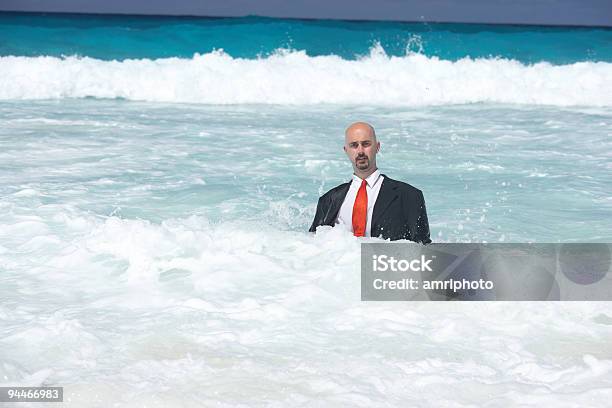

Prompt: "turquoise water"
[1,12,612,407]
[1,12,611,63]
[1,100,611,242]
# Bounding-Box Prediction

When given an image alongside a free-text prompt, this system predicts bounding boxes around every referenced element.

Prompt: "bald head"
[345,122,377,144]
[343,122,380,178]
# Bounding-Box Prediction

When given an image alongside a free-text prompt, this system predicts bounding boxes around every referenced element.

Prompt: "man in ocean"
[309,122,431,243]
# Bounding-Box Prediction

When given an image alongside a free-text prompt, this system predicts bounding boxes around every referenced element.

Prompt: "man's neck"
[354,167,378,180]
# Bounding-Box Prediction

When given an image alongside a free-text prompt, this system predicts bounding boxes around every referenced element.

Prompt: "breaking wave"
[1,45,611,106]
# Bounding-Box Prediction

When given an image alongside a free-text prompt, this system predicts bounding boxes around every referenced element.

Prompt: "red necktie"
[352,179,368,237]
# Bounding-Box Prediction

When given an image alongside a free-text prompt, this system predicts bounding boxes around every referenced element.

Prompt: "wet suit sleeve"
[415,191,432,245]
[309,196,326,233]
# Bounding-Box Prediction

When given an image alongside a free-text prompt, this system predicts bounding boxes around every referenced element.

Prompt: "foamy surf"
[1,45,611,106]
[2,208,612,406]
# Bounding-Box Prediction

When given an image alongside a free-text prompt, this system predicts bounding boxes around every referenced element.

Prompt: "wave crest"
[1,45,611,106]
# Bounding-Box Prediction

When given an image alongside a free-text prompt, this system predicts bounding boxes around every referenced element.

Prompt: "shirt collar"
[352,169,382,188]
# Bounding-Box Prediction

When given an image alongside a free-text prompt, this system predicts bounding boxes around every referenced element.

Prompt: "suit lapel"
[326,182,351,224]
[372,175,399,226]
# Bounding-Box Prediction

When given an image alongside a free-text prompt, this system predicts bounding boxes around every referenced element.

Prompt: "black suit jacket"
[309,174,431,244]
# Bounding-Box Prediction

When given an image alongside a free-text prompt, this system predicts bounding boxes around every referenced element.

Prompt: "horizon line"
[1,10,611,29]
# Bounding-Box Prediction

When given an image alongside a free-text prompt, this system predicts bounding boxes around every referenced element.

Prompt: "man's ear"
[376,142,380,152]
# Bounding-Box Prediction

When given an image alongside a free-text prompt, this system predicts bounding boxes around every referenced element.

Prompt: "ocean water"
[1,12,612,407]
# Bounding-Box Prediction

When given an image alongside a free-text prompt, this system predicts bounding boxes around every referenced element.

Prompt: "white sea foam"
[1,99,611,405]
[1,45,611,106]
[1,211,612,405]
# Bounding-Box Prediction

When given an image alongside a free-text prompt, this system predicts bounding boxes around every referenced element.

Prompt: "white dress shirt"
[335,169,384,237]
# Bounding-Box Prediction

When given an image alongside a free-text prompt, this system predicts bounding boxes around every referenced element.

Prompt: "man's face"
[344,128,380,173]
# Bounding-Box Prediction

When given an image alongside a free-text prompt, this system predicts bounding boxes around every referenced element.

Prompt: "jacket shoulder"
[383,175,423,197]
[319,181,351,200]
